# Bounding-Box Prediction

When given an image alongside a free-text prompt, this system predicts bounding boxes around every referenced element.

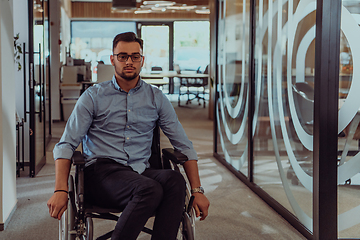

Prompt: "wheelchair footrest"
[95,227,153,239]
[142,226,153,235]
[88,212,119,221]
[96,230,113,240]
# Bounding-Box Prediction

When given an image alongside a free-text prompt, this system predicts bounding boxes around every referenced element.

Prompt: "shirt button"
[128,93,130,96]
[128,109,131,112]
[127,137,130,140]
[127,126,130,128]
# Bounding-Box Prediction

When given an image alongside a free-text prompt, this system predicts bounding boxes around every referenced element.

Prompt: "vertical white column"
[0,0,17,230]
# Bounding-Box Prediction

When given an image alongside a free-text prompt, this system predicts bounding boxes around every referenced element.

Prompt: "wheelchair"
[59,125,196,240]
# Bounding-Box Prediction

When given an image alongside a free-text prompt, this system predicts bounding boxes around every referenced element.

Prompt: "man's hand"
[48,159,72,220]
[192,193,210,221]
[47,192,68,220]
[183,160,210,220]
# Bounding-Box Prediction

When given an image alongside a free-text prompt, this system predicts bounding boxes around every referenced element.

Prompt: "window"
[70,21,136,81]
[174,21,210,72]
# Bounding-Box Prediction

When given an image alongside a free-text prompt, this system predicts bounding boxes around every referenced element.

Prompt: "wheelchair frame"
[59,126,196,240]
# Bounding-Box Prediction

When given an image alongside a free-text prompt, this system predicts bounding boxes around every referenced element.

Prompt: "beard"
[120,72,139,81]
[115,65,140,81]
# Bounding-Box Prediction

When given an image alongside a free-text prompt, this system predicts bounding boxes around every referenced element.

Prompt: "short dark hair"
[112,32,143,52]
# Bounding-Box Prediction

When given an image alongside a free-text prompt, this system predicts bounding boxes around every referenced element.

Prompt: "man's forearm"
[183,160,201,189]
[54,159,72,191]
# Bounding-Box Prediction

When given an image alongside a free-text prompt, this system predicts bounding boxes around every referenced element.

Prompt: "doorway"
[26,0,51,177]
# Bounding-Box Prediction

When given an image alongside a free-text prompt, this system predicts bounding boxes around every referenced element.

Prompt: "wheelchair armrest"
[162,148,188,165]
[71,151,85,166]
[70,151,86,211]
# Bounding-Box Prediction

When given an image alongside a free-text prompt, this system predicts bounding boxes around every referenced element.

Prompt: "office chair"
[178,65,208,108]
[59,125,196,240]
[151,66,163,72]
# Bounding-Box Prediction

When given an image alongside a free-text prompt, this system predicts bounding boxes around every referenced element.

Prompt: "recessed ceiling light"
[195,9,210,14]
[167,5,196,10]
[134,9,152,14]
[152,7,167,11]
[143,1,175,6]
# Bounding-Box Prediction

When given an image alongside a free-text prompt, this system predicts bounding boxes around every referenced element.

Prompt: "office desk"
[141,71,209,78]
[79,79,169,91]
[80,72,210,94]
[81,78,170,90]
[81,81,97,90]
[143,78,168,88]
[140,72,209,94]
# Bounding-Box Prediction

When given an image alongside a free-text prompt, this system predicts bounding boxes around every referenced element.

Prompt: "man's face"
[110,41,144,81]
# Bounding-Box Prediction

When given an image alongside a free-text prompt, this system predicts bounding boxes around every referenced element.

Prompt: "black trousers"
[84,158,186,240]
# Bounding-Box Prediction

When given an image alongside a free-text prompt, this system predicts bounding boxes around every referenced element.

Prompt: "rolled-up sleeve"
[53,90,95,160]
[157,92,198,162]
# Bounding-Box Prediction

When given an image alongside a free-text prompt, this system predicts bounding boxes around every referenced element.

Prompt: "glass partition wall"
[216,0,250,176]
[253,0,315,231]
[338,1,360,238]
[214,0,360,238]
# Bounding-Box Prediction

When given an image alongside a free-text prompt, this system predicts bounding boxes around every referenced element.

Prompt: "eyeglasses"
[113,53,143,62]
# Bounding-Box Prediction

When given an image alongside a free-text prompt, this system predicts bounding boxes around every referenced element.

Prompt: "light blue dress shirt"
[53,76,197,174]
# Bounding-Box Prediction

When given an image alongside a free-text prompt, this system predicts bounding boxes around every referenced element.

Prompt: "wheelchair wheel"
[176,209,195,240]
[176,187,195,240]
[176,219,185,240]
[59,175,76,240]
[59,208,68,240]
[85,216,93,240]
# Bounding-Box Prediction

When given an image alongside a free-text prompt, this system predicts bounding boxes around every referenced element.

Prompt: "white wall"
[61,7,71,64]
[13,0,30,163]
[0,0,18,229]
[50,3,71,121]
[13,1,28,120]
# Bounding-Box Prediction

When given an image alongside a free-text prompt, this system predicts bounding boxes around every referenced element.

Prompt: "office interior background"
[1,0,360,239]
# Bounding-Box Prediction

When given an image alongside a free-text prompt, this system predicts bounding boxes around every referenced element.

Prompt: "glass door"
[44,0,51,145]
[337,1,360,238]
[29,0,50,177]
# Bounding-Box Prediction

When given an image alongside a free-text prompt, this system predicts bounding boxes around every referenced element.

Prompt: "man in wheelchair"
[47,32,210,240]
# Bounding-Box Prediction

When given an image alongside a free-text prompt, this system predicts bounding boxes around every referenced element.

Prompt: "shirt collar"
[112,75,143,92]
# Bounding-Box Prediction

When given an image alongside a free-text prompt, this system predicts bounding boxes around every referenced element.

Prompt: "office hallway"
[0,100,306,240]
